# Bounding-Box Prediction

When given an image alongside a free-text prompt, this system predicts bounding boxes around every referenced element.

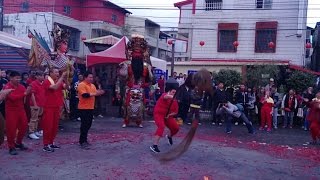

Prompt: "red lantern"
[233,41,239,47]
[81,36,87,41]
[199,41,205,46]
[306,42,312,49]
[268,42,275,49]
[28,33,33,39]
[168,39,173,45]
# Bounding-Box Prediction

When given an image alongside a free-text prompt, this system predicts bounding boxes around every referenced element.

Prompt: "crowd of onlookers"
[150,72,318,134]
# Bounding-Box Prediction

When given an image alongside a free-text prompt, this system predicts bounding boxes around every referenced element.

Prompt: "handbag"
[297,108,304,118]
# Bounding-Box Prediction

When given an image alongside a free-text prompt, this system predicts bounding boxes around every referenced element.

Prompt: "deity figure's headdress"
[51,24,71,52]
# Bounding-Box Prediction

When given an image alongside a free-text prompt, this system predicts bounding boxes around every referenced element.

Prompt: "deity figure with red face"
[117,34,153,128]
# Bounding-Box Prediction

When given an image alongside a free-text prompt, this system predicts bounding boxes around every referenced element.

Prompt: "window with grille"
[21,2,29,12]
[111,14,118,23]
[63,6,71,15]
[218,23,238,52]
[255,22,277,53]
[205,0,223,11]
[69,30,80,51]
[256,0,272,9]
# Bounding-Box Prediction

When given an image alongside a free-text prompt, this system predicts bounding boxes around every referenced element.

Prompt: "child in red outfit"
[150,79,179,153]
[259,91,274,132]
[306,92,320,144]
[3,71,31,155]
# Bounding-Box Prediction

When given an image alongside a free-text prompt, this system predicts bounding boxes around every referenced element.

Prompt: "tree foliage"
[214,69,241,87]
[286,71,316,93]
[246,65,280,88]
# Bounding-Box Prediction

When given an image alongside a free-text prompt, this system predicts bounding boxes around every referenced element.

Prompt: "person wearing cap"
[265,78,275,92]
[150,78,179,153]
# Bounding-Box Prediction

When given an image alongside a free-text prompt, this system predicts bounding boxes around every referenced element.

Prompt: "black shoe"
[15,143,28,151]
[150,145,160,153]
[50,144,61,149]
[166,135,173,145]
[80,142,90,150]
[43,146,54,153]
[9,148,18,155]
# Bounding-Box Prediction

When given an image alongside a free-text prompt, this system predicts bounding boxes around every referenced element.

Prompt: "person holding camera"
[216,100,254,134]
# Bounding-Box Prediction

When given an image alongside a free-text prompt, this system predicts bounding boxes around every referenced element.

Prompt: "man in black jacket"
[176,74,193,123]
[212,82,227,125]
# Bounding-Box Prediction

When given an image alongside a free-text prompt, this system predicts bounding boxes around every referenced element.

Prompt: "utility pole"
[0,0,3,31]
[170,41,175,76]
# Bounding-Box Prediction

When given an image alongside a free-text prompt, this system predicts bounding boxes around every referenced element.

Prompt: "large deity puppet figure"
[28,24,74,84]
[117,34,153,128]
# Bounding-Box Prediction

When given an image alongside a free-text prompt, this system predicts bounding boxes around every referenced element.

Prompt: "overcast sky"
[111,0,319,28]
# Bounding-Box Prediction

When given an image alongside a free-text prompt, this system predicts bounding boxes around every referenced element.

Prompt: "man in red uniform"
[28,71,45,140]
[306,92,320,144]
[42,68,66,152]
[3,71,31,155]
[150,78,179,153]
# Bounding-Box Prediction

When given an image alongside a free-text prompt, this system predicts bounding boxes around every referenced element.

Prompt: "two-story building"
[3,0,130,58]
[172,0,308,75]
[125,15,171,60]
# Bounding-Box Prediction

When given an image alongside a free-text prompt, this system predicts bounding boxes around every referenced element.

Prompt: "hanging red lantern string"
[199,41,205,46]
[167,39,173,45]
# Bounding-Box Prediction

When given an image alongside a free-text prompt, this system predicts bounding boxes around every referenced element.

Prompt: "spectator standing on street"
[77,71,104,149]
[93,76,104,118]
[302,87,315,131]
[246,87,256,121]
[187,86,203,125]
[212,82,227,126]
[176,74,193,123]
[157,74,165,94]
[259,91,274,132]
[271,85,282,129]
[28,71,45,140]
[281,89,298,128]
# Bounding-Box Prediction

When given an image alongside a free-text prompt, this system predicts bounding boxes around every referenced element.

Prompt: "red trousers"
[42,107,60,146]
[260,106,272,129]
[154,114,179,137]
[310,121,320,141]
[5,109,28,148]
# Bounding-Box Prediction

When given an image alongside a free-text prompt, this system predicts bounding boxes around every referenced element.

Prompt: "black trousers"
[79,109,93,144]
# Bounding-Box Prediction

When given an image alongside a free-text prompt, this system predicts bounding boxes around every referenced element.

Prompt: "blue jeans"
[225,112,253,133]
[272,107,278,128]
[304,108,309,130]
[283,111,294,127]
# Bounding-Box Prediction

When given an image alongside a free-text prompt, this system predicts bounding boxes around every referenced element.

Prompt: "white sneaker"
[35,131,43,137]
[138,124,143,128]
[243,122,246,126]
[122,124,127,128]
[235,122,238,126]
[211,122,216,125]
[29,133,40,140]
[98,114,104,118]
[198,123,202,125]
[77,117,81,121]
[219,123,222,126]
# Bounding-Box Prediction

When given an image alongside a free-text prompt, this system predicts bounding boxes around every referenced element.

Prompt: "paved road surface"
[0,118,319,180]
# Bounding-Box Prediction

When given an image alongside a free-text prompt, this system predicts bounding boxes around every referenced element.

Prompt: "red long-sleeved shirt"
[3,82,26,110]
[154,93,178,116]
